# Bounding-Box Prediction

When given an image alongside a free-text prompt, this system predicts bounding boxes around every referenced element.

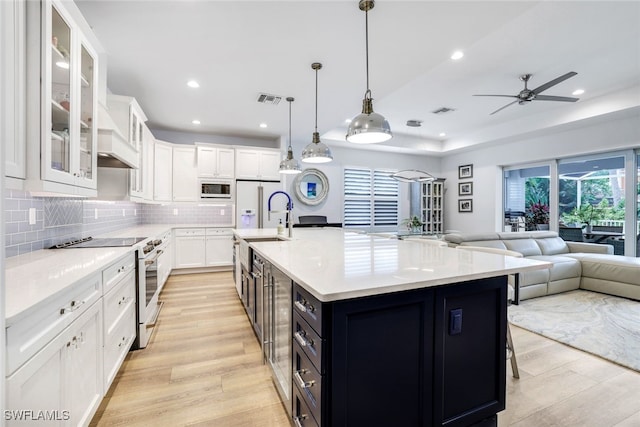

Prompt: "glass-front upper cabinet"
[129,105,146,197]
[41,0,98,191]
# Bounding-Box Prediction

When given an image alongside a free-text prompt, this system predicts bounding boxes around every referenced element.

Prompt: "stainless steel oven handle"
[144,250,162,266]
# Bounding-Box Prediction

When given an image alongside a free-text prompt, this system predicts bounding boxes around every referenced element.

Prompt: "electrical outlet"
[28,208,36,225]
[94,208,98,219]
[122,209,126,217]
[220,209,225,216]
[134,209,137,216]
[173,208,178,216]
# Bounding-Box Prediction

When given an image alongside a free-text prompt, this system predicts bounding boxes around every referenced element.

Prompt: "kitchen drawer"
[103,269,136,336]
[294,283,323,336]
[294,342,323,426]
[293,384,320,427]
[103,304,135,392]
[294,312,324,374]
[102,252,136,294]
[6,273,102,375]
[205,228,233,236]
[174,228,206,237]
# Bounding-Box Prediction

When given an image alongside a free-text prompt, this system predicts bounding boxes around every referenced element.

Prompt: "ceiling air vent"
[431,107,456,115]
[257,93,282,105]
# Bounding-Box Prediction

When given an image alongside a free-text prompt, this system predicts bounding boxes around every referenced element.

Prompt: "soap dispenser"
[277,219,284,235]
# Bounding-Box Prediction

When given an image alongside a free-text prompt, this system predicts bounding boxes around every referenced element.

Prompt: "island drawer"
[294,312,324,374]
[293,384,320,427]
[293,284,323,335]
[294,342,323,426]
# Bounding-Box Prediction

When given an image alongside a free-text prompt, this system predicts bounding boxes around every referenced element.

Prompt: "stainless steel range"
[135,237,168,349]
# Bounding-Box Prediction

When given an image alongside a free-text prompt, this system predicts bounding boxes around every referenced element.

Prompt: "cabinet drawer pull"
[294,370,314,389]
[294,331,311,347]
[293,415,307,427]
[294,301,307,313]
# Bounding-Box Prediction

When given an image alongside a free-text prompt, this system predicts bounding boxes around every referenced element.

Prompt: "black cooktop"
[51,237,148,249]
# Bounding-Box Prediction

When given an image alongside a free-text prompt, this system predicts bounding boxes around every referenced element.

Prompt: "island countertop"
[245,228,550,302]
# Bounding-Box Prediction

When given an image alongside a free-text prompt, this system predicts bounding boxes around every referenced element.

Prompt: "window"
[503,165,550,231]
[344,167,398,230]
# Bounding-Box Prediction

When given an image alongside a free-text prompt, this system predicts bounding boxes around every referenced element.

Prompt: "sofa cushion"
[459,240,508,250]
[502,238,542,257]
[528,255,581,281]
[568,254,640,285]
[535,237,570,255]
[444,233,500,245]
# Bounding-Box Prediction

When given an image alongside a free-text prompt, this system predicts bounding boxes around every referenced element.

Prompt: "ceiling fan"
[474,71,579,115]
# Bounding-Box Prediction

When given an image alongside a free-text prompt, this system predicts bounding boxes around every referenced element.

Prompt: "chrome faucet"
[267,191,294,237]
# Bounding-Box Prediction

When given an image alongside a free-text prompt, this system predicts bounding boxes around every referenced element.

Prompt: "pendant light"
[279,97,302,174]
[346,0,392,144]
[302,62,333,163]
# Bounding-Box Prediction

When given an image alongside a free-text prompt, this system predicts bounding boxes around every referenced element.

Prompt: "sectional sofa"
[444,231,640,302]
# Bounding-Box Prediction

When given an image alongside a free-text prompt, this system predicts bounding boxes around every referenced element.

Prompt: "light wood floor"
[91,272,640,427]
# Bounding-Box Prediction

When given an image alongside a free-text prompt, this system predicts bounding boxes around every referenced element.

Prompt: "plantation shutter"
[344,168,398,228]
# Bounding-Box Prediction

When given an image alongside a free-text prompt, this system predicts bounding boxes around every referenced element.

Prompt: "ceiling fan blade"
[531,71,577,94]
[473,94,518,98]
[534,95,579,102]
[490,100,519,115]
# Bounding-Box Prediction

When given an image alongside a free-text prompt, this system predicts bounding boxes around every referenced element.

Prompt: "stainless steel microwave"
[200,180,233,199]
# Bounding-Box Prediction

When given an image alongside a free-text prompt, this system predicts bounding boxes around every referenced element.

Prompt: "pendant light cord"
[365,7,370,95]
[314,68,319,133]
[288,99,292,149]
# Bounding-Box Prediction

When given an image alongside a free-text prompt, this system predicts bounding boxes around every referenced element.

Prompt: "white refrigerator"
[236,180,284,229]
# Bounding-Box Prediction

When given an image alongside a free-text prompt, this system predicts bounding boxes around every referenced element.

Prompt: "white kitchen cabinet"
[7,299,103,427]
[174,229,206,268]
[2,0,27,187]
[153,140,173,202]
[157,229,172,291]
[102,264,135,392]
[142,124,155,201]
[172,146,198,201]
[205,229,234,266]
[24,0,99,197]
[197,144,235,179]
[235,148,281,181]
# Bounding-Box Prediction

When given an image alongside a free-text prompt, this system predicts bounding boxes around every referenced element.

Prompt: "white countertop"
[5,224,186,326]
[244,228,551,302]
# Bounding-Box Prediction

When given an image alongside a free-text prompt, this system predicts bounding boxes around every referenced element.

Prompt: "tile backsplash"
[4,189,234,257]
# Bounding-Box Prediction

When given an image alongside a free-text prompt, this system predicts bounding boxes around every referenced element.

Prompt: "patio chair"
[559,226,584,242]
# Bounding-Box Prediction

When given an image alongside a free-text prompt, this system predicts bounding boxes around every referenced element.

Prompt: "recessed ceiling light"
[192,119,201,125]
[187,80,200,88]
[450,51,464,60]
[439,132,446,137]
[259,123,267,128]
[572,89,585,96]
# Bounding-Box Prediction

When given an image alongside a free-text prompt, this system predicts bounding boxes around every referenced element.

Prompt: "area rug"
[508,290,640,372]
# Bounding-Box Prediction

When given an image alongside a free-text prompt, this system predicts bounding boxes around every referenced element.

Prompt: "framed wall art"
[458,164,473,179]
[458,182,473,196]
[458,199,473,213]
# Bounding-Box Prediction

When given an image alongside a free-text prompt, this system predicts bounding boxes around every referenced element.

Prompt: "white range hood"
[97,103,138,169]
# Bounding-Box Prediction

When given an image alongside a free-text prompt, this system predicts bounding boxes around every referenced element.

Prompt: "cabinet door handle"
[294,370,314,389]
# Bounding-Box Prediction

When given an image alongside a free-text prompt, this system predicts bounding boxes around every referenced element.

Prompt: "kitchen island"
[234,228,550,427]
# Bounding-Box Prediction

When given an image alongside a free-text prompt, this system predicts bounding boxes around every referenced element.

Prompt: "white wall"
[441,111,640,233]
[283,145,442,226]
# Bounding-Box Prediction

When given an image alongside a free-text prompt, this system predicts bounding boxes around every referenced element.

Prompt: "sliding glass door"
[503,150,638,257]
